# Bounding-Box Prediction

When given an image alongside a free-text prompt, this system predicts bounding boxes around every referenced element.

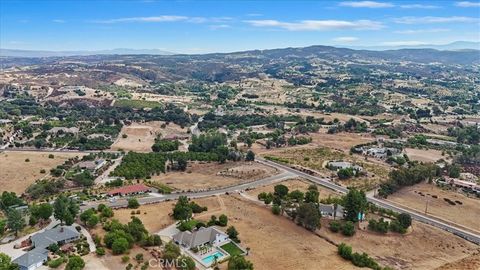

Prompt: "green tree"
[227,255,254,270]
[7,209,25,236]
[112,238,130,255]
[65,256,85,270]
[53,195,79,226]
[0,252,19,270]
[344,188,367,222]
[271,205,281,215]
[273,184,289,198]
[163,241,181,261]
[31,203,53,220]
[245,150,255,161]
[226,226,239,242]
[87,214,100,228]
[295,203,320,231]
[218,214,228,226]
[397,213,412,229]
[80,209,95,225]
[173,196,192,220]
[304,185,319,203]
[127,198,140,209]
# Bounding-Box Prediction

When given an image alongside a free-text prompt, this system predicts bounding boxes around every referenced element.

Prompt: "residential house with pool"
[173,226,246,267]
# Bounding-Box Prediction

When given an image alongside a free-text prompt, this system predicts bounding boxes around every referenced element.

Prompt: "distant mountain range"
[1,41,479,58]
[0,48,175,58]
[346,41,480,51]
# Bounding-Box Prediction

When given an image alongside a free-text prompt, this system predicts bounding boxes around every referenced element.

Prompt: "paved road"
[257,157,480,245]
[82,170,295,210]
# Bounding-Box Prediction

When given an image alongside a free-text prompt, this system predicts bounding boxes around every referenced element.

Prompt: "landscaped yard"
[220,242,244,256]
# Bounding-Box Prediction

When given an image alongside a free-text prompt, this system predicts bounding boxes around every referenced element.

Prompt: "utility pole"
[424,198,429,215]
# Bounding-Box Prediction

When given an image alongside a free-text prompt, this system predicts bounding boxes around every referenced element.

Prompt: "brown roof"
[107,184,150,196]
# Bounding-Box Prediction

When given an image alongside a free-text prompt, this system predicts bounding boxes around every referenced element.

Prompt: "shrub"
[112,238,129,254]
[397,213,412,229]
[121,255,130,263]
[48,257,65,268]
[96,247,106,256]
[329,221,341,233]
[271,204,281,215]
[127,198,140,209]
[341,221,355,236]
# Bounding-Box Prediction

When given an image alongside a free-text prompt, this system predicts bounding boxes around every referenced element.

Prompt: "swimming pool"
[201,251,225,265]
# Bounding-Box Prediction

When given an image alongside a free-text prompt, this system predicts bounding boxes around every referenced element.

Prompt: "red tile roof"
[107,184,150,196]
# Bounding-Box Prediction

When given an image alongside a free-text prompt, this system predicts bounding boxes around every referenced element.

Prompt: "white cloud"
[455,1,480,7]
[245,19,384,31]
[382,41,429,46]
[333,36,359,42]
[92,15,190,24]
[394,28,450,34]
[209,24,231,30]
[339,1,394,8]
[394,16,479,24]
[52,19,66,23]
[399,4,440,9]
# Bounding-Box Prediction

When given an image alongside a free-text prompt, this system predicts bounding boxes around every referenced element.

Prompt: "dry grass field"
[151,161,278,192]
[0,151,84,193]
[436,253,480,270]
[387,182,480,232]
[317,219,479,270]
[111,121,188,152]
[210,195,357,270]
[404,148,448,163]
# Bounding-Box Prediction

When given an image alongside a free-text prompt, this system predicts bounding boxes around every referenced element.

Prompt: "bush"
[338,243,352,260]
[92,245,105,256]
[368,218,389,234]
[127,198,140,209]
[48,154,55,159]
[121,256,130,263]
[135,253,144,262]
[271,204,281,215]
[112,238,129,254]
[329,221,341,233]
[397,213,412,229]
[341,221,355,236]
[48,257,64,268]
[65,256,85,270]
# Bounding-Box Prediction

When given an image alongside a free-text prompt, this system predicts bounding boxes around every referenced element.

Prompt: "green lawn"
[220,242,244,256]
[114,99,162,109]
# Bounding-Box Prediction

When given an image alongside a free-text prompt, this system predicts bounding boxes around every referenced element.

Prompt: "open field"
[260,147,391,189]
[112,196,223,233]
[436,253,480,270]
[404,148,448,163]
[318,218,479,270]
[111,121,188,152]
[151,161,278,191]
[387,182,480,232]
[246,178,341,200]
[208,195,357,270]
[0,151,85,194]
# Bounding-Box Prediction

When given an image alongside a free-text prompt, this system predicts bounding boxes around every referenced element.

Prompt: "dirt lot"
[387,182,480,232]
[151,161,278,192]
[111,121,189,152]
[404,148,448,163]
[0,151,84,194]
[210,195,357,270]
[318,218,479,270]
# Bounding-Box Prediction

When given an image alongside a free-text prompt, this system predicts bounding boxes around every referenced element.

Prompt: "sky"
[1,0,479,53]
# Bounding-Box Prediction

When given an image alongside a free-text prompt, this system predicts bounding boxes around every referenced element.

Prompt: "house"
[328,161,363,172]
[107,184,151,197]
[76,159,106,172]
[173,226,229,249]
[319,203,345,220]
[48,127,79,135]
[13,226,80,270]
[13,250,48,270]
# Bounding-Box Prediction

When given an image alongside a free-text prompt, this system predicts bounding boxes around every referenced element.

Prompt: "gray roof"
[173,226,227,249]
[13,250,47,268]
[31,226,80,250]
